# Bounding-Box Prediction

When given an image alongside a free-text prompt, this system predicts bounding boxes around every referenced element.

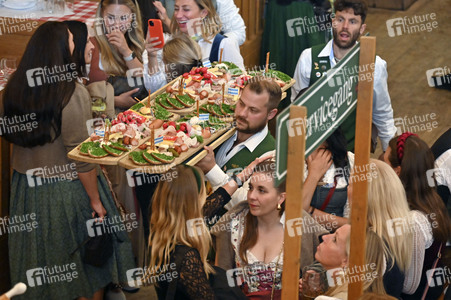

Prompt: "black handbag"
[71,215,115,268]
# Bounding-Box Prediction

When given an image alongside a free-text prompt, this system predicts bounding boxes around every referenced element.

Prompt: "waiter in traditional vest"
[197,78,280,213]
[291,0,396,153]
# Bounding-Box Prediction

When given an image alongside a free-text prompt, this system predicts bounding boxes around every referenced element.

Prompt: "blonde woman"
[311,225,387,300]
[364,159,414,298]
[147,163,254,299]
[89,0,146,109]
[144,33,203,91]
[145,0,244,78]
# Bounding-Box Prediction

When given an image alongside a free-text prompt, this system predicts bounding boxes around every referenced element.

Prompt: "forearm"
[310,209,348,231]
[302,175,320,211]
[125,57,143,71]
[78,168,100,202]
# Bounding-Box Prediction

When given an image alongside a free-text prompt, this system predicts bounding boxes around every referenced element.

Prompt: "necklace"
[270,242,284,300]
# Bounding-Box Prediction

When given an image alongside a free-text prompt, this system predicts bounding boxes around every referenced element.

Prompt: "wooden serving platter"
[281,78,296,93]
[118,127,236,173]
[67,138,143,165]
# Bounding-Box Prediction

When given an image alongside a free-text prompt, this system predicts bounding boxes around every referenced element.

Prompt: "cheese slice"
[109,132,123,140]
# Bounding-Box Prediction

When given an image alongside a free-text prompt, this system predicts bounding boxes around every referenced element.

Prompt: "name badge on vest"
[319,60,328,64]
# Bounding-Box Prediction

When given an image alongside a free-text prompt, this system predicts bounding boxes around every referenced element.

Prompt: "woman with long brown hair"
[383,132,451,299]
[212,160,327,299]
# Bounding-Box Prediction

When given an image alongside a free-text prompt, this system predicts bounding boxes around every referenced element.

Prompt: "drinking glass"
[302,267,327,299]
[0,58,17,81]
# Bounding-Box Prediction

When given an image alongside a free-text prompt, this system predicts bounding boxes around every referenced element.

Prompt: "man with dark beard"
[196,78,281,212]
[291,0,396,153]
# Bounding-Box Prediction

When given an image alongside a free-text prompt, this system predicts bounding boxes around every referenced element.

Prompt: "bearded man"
[291,0,396,152]
[197,78,281,211]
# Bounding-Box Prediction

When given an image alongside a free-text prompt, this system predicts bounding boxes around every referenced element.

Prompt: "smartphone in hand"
[148,19,164,48]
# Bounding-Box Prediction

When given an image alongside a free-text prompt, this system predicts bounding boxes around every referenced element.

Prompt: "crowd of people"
[1,0,450,299]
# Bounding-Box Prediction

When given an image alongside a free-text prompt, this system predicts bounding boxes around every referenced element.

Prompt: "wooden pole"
[348,36,376,299]
[281,105,306,300]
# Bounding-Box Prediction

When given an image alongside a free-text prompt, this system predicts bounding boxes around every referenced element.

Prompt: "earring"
[277,203,281,210]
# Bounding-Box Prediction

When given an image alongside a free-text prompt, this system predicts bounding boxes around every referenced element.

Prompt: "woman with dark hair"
[383,132,451,299]
[301,127,351,230]
[1,21,135,300]
[63,20,94,80]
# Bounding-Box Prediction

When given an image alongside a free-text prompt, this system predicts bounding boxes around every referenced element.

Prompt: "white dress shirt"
[435,149,451,192]
[206,125,273,210]
[291,40,397,151]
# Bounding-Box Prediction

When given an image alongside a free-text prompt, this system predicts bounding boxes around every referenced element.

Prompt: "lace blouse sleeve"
[177,248,215,300]
[202,187,231,220]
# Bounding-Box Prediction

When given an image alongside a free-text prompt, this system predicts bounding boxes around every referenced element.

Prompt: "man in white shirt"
[291,0,396,152]
[161,0,246,45]
[196,78,281,210]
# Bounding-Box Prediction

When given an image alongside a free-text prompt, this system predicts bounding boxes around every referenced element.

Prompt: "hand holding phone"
[148,19,164,49]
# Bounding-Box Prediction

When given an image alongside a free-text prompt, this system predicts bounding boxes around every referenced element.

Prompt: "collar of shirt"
[280,212,286,229]
[216,125,269,167]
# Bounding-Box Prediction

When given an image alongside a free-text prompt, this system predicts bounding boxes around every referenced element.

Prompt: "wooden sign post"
[281,106,306,299]
[276,36,376,299]
[348,36,376,299]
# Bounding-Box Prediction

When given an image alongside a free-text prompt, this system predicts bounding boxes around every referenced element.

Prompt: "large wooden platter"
[67,137,147,165]
[282,78,296,93]
[118,127,236,173]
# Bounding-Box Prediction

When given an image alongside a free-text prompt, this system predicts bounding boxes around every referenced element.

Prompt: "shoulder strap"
[421,243,444,300]
[309,43,330,86]
[209,34,227,63]
[166,245,192,300]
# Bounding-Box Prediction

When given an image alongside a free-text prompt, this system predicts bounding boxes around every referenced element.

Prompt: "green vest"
[309,43,356,151]
[216,131,275,174]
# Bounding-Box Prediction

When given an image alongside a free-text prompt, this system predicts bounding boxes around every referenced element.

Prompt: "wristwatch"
[231,174,243,188]
[123,51,136,62]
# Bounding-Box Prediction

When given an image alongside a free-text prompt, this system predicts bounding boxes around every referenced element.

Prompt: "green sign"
[275,43,361,185]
